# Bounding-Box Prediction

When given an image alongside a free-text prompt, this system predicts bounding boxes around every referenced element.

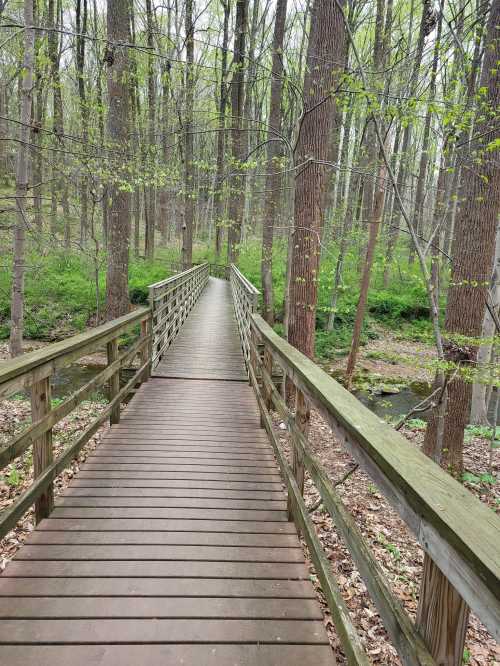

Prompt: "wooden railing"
[0,307,151,538]
[230,264,260,369]
[230,269,500,665]
[168,261,228,280]
[149,263,209,368]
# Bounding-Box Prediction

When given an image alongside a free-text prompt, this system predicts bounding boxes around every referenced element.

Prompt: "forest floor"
[322,326,435,386]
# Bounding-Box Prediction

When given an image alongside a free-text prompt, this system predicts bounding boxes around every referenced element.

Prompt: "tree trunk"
[76,0,89,244]
[345,164,386,389]
[144,0,156,260]
[288,0,346,359]
[182,0,195,269]
[214,0,230,259]
[410,0,443,261]
[470,220,500,424]
[226,0,248,264]
[417,4,500,662]
[105,0,131,319]
[261,0,287,324]
[10,0,35,357]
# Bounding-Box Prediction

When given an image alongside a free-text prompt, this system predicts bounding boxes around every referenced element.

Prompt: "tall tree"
[226,0,248,264]
[287,0,346,357]
[76,0,89,243]
[105,0,131,318]
[182,0,195,269]
[213,0,230,258]
[417,2,500,663]
[9,0,35,356]
[261,0,287,325]
[144,0,156,259]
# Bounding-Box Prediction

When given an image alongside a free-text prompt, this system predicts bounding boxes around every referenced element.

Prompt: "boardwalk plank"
[0,644,334,666]
[0,578,315,598]
[0,618,328,644]
[0,597,322,619]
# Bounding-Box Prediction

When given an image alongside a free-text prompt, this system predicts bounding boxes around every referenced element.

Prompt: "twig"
[395,387,442,430]
[308,464,359,513]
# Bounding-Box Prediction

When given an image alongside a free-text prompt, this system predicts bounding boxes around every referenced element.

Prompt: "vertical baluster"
[107,336,120,424]
[31,376,53,522]
[263,347,273,412]
[288,388,308,522]
[141,316,152,381]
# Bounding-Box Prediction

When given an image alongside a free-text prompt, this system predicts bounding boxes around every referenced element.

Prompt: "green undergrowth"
[0,249,176,341]
[198,238,438,360]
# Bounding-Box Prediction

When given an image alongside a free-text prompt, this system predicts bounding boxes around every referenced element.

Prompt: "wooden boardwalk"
[0,278,332,665]
[154,278,248,381]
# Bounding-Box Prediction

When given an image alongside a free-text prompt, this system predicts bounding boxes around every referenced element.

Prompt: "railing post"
[141,316,152,381]
[263,347,273,412]
[416,534,469,665]
[288,388,308,521]
[107,336,120,424]
[31,376,53,523]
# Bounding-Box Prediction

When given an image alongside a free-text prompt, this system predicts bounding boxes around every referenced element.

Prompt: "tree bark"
[182,0,195,269]
[470,220,500,424]
[345,164,386,389]
[288,0,346,359]
[417,4,500,663]
[214,0,230,259]
[261,0,287,324]
[144,0,156,260]
[76,0,89,244]
[226,0,248,264]
[10,0,35,357]
[105,0,131,319]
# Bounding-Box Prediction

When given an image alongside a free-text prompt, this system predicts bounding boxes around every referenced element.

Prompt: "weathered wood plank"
[0,597,322,619]
[14,545,302,562]
[0,578,314,598]
[34,518,295,532]
[24,530,297,547]
[2,561,310,579]
[0,644,334,666]
[0,619,329,644]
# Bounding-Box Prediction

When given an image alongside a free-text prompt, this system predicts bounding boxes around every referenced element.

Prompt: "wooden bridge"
[0,264,498,665]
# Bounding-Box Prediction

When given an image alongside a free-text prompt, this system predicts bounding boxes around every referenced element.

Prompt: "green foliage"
[464,424,500,442]
[4,468,21,487]
[229,238,434,361]
[461,471,497,487]
[0,250,174,340]
[377,533,401,561]
[405,418,427,431]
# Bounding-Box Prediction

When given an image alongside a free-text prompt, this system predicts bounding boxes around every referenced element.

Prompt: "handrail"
[247,313,500,660]
[229,264,260,370]
[0,306,152,535]
[0,307,150,400]
[149,263,209,367]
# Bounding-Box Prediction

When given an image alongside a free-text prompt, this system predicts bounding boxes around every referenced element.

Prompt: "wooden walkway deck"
[154,278,248,381]
[0,278,332,665]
